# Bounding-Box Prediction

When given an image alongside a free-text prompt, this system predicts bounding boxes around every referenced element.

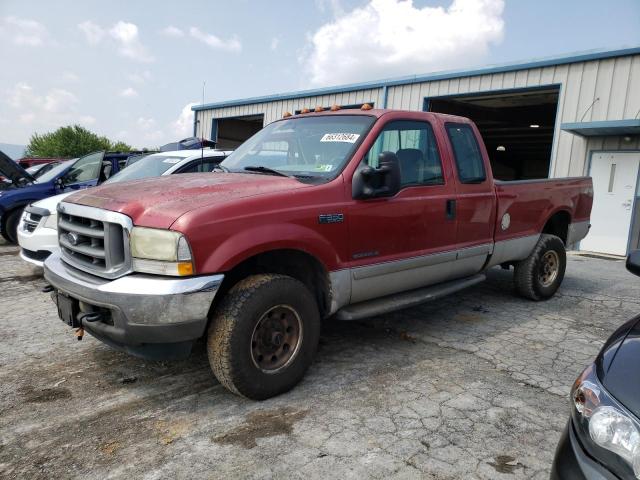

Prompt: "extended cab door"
[347,116,458,304]
[442,121,497,273]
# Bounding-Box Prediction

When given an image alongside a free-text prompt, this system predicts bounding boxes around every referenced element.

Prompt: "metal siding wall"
[194,54,640,177]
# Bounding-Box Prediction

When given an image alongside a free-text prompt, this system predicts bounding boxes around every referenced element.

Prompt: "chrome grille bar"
[57,202,133,279]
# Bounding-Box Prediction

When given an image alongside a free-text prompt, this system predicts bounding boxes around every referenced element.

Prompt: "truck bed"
[494,176,593,243]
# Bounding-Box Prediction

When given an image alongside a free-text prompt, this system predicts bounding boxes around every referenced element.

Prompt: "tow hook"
[73,312,104,341]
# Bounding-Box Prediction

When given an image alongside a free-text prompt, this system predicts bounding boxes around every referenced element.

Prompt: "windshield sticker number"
[162,158,182,164]
[320,133,360,143]
[315,164,333,172]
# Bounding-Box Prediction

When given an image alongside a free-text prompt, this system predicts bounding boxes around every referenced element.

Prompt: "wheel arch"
[542,209,571,245]
[210,248,333,321]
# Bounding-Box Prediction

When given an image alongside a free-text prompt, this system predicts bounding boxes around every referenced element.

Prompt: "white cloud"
[172,102,197,138]
[189,27,241,52]
[162,25,184,37]
[270,37,279,51]
[127,71,152,84]
[1,16,48,46]
[315,0,344,16]
[78,20,104,44]
[305,0,504,85]
[61,71,80,82]
[109,21,154,62]
[4,82,93,134]
[119,87,138,98]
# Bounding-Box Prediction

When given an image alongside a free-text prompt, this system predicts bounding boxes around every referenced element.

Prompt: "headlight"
[44,213,57,229]
[572,364,640,478]
[130,227,194,276]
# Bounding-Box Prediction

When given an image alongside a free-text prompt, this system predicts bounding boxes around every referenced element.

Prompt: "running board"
[334,273,486,321]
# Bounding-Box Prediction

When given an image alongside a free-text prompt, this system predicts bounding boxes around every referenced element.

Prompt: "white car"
[18,148,232,266]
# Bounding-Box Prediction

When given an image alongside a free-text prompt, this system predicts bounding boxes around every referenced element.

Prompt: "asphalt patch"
[212,407,308,449]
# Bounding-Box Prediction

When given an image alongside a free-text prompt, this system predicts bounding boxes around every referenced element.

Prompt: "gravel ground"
[1,238,638,479]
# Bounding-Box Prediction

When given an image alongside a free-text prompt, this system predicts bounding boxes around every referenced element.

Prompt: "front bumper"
[43,252,224,359]
[551,420,620,480]
[16,215,58,267]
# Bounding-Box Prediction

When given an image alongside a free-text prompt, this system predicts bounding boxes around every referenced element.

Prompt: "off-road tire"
[3,208,23,244]
[514,234,566,301]
[207,274,321,400]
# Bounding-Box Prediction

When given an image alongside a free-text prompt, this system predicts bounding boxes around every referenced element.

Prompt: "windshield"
[35,160,74,183]
[105,154,185,183]
[221,115,375,181]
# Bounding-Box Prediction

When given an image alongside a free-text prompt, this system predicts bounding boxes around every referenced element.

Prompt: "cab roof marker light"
[282,111,292,118]
[330,104,341,111]
[361,103,373,110]
[300,108,310,114]
[314,106,324,112]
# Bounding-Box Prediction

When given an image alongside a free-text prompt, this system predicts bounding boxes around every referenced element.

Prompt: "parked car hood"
[597,314,640,417]
[32,191,75,213]
[0,149,35,186]
[63,172,311,229]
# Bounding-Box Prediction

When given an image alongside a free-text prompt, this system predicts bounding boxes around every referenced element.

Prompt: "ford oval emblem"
[67,232,80,246]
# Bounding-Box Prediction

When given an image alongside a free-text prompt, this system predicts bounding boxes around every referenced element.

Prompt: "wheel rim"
[250,305,303,373]
[539,250,560,287]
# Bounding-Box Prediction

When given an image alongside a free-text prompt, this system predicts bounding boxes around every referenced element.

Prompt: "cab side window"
[445,123,486,184]
[365,120,443,187]
[177,158,222,173]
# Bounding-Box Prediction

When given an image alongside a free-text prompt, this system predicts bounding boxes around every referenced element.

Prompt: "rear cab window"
[445,123,486,184]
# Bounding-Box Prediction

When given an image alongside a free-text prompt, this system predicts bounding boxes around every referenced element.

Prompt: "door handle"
[446,199,456,220]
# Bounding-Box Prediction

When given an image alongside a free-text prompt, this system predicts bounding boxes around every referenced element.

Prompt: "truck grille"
[22,212,42,233]
[57,202,133,279]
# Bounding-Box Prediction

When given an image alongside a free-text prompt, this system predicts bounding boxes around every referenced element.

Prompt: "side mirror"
[353,151,401,200]
[626,250,640,277]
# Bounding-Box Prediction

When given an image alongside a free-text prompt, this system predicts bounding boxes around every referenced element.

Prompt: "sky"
[1,0,639,149]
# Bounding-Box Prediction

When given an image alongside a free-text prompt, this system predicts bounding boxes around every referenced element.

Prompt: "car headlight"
[44,213,57,229]
[130,227,194,276]
[572,364,640,478]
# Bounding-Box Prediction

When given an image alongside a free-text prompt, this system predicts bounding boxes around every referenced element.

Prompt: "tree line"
[25,125,135,158]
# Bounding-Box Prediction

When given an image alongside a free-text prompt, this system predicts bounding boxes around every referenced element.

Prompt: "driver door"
[61,151,105,191]
[347,119,458,303]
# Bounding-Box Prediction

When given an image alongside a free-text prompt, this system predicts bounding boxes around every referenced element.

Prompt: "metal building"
[193,47,640,256]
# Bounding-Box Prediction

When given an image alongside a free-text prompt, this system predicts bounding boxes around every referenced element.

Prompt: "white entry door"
[581,152,640,256]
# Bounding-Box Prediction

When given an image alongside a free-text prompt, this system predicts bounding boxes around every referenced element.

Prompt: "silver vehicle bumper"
[43,252,224,358]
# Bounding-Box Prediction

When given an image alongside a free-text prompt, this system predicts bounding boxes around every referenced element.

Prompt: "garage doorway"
[213,114,264,149]
[426,87,560,180]
[580,151,640,256]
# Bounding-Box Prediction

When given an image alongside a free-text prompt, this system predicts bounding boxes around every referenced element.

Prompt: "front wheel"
[3,208,23,244]
[514,234,566,301]
[207,274,321,400]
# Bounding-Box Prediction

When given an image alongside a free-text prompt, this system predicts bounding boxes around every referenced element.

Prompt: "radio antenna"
[200,80,206,166]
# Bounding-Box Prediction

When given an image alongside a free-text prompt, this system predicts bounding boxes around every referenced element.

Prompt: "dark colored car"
[551,250,640,480]
[26,161,62,179]
[0,150,136,244]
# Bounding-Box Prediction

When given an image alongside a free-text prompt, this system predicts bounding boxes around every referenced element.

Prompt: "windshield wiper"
[243,166,291,178]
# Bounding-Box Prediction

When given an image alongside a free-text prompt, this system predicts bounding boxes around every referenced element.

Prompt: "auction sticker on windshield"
[320,133,360,143]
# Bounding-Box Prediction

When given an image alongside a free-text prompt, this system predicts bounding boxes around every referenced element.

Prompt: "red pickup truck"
[43,108,592,399]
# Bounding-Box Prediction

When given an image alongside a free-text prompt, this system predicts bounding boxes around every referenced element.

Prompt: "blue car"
[0,150,133,244]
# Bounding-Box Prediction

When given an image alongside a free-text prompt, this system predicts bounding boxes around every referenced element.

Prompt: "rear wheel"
[514,234,566,301]
[3,208,23,244]
[207,274,321,400]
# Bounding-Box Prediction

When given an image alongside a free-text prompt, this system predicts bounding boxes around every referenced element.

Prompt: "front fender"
[197,223,341,274]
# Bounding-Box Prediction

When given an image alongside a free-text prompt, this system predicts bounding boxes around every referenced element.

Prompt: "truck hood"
[597,314,640,417]
[63,172,311,228]
[0,149,35,186]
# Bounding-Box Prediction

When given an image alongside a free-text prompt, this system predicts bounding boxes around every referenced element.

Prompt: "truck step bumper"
[43,252,224,359]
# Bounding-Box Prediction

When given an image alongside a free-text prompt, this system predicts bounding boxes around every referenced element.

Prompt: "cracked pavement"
[1,238,639,479]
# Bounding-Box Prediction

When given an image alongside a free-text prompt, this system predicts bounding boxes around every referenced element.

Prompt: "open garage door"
[427,87,559,180]
[214,114,264,149]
